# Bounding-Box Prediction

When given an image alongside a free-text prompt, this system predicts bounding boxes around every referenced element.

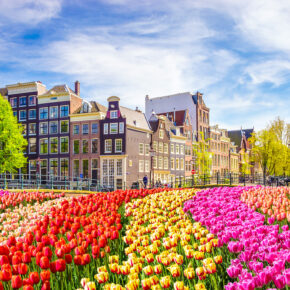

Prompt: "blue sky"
[0,0,289,130]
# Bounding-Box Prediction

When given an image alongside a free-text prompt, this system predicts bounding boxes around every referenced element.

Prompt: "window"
[164,144,168,154]
[139,143,144,155]
[40,107,48,120]
[180,158,184,170]
[176,158,179,170]
[176,145,180,154]
[60,137,69,153]
[139,160,144,172]
[153,141,158,152]
[92,123,98,134]
[28,96,36,106]
[29,138,36,154]
[105,139,112,153]
[50,121,58,134]
[171,158,175,170]
[29,123,36,135]
[180,145,184,155]
[13,111,17,117]
[60,120,69,133]
[82,124,89,135]
[82,140,89,153]
[73,140,79,154]
[60,159,69,177]
[171,144,175,154]
[73,125,79,135]
[60,105,69,117]
[159,129,164,139]
[22,124,27,136]
[50,159,58,176]
[83,160,89,178]
[73,160,79,178]
[119,122,124,134]
[40,122,48,135]
[110,123,118,134]
[19,110,26,121]
[92,139,98,153]
[159,142,163,153]
[117,159,122,176]
[158,156,163,169]
[92,159,98,170]
[115,139,122,153]
[50,137,58,154]
[129,160,133,167]
[164,157,168,170]
[40,139,48,154]
[145,144,150,156]
[19,97,27,107]
[10,98,17,108]
[110,110,118,119]
[145,160,150,172]
[104,123,108,134]
[29,109,36,120]
[50,106,58,119]
[153,156,157,169]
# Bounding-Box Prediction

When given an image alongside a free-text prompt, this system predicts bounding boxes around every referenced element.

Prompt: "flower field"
[0,187,289,290]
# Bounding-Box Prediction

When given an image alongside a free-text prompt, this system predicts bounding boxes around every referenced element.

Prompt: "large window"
[171,144,175,154]
[176,158,179,170]
[19,96,27,107]
[73,125,79,135]
[50,137,58,154]
[29,123,36,135]
[40,139,48,154]
[10,98,17,108]
[110,123,118,134]
[92,139,98,153]
[92,123,98,134]
[60,137,69,153]
[60,120,69,133]
[29,109,36,120]
[145,144,150,156]
[22,124,27,136]
[158,156,163,169]
[139,160,144,172]
[180,145,184,155]
[145,160,150,172]
[104,123,108,134]
[153,141,157,152]
[50,159,58,176]
[28,96,36,106]
[73,140,79,154]
[176,145,180,154]
[83,160,89,178]
[119,122,124,134]
[164,143,168,154]
[110,110,118,119]
[82,124,89,135]
[39,107,48,120]
[180,158,184,170]
[29,138,36,154]
[82,140,89,154]
[73,160,79,178]
[50,106,58,119]
[40,122,48,135]
[164,157,168,170]
[60,105,69,117]
[19,110,27,121]
[139,143,144,155]
[159,142,163,153]
[13,111,17,117]
[50,121,58,134]
[171,158,175,170]
[159,129,164,139]
[153,156,157,169]
[115,139,122,153]
[105,139,112,153]
[60,159,69,177]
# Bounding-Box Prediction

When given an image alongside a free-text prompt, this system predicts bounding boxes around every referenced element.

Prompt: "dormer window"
[110,110,118,119]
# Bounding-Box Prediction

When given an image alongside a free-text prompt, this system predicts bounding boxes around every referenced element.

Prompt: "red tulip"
[0,246,9,256]
[0,268,12,281]
[55,248,64,258]
[74,255,82,265]
[41,280,51,290]
[12,255,21,265]
[18,263,28,275]
[23,285,34,290]
[0,255,9,266]
[40,270,50,282]
[83,254,91,265]
[65,254,72,264]
[11,275,22,289]
[43,247,52,260]
[55,259,66,272]
[7,236,16,247]
[22,252,31,264]
[0,281,3,290]
[22,278,33,286]
[40,256,50,270]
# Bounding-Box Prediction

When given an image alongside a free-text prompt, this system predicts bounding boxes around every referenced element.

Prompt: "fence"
[0,172,288,191]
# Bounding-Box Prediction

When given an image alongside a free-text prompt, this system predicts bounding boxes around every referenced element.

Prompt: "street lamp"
[149,149,156,188]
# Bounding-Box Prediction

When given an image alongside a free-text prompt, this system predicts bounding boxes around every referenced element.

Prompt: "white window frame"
[39,122,48,135]
[164,157,168,170]
[164,143,168,154]
[29,138,37,154]
[104,123,108,134]
[145,144,150,156]
[158,142,163,153]
[29,123,36,136]
[49,121,58,134]
[180,158,184,170]
[50,106,58,119]
[176,145,180,154]
[73,124,80,135]
[60,120,69,134]
[10,97,17,108]
[110,110,118,119]
[159,129,164,139]
[60,136,69,153]
[110,123,118,134]
[176,158,180,170]
[73,140,80,154]
[39,107,48,120]
[115,139,122,153]
[91,138,98,154]
[82,124,89,135]
[145,160,150,172]
[50,137,58,154]
[28,109,36,120]
[139,143,144,155]
[180,145,184,155]
[158,156,163,169]
[119,122,124,134]
[19,96,27,107]
[153,156,157,169]
[39,138,48,155]
[105,139,112,153]
[28,95,36,106]
[116,159,122,176]
[139,160,144,173]
[60,105,69,117]
[92,123,98,134]
[19,110,26,121]
[171,144,175,154]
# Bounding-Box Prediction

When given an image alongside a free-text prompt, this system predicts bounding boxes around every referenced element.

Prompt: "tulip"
[40,270,50,282]
[143,265,154,276]
[11,275,22,289]
[29,272,40,285]
[214,255,222,264]
[194,283,206,290]
[40,256,50,269]
[160,276,171,288]
[141,278,151,290]
[184,267,195,279]
[154,264,162,274]
[95,272,109,284]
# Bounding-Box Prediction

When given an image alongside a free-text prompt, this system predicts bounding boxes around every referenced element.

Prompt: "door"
[116,178,123,189]
[40,160,48,184]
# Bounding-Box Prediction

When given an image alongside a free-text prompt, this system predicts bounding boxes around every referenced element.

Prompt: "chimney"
[75,81,80,96]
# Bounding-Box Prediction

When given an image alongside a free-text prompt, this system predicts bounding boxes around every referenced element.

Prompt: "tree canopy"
[0,95,27,173]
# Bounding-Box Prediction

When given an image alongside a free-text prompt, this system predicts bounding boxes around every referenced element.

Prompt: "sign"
[191,170,195,175]
[80,174,83,179]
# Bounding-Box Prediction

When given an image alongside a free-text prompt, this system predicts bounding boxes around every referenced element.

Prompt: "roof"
[228,129,254,148]
[73,101,107,114]
[157,110,187,126]
[0,87,7,96]
[120,106,151,131]
[40,84,80,98]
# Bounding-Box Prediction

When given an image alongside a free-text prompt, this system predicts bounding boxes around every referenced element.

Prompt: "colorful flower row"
[79,188,225,290]
[240,186,290,223]
[183,186,290,290]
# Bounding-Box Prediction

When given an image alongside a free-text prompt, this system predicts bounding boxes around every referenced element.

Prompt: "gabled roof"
[40,84,81,99]
[73,101,107,114]
[120,106,151,131]
[228,129,254,148]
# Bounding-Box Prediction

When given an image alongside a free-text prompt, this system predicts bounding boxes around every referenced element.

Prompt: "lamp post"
[149,149,156,188]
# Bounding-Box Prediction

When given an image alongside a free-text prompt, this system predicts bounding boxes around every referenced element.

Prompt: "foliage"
[193,132,212,175]
[0,95,27,173]
[239,149,252,175]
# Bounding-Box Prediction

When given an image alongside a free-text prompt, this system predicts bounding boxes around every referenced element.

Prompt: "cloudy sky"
[0,0,289,130]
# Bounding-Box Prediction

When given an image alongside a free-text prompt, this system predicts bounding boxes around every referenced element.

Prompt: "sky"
[0,0,289,130]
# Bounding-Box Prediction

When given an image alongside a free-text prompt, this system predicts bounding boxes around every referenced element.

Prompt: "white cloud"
[0,0,62,24]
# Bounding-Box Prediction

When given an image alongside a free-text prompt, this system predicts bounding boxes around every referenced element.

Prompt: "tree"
[240,148,252,175]
[193,131,212,175]
[0,94,27,173]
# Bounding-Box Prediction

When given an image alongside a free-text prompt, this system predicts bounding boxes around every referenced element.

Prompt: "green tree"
[193,132,212,175]
[240,148,252,175]
[0,95,27,173]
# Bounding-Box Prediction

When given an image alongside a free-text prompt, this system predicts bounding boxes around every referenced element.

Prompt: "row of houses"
[0,80,259,189]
